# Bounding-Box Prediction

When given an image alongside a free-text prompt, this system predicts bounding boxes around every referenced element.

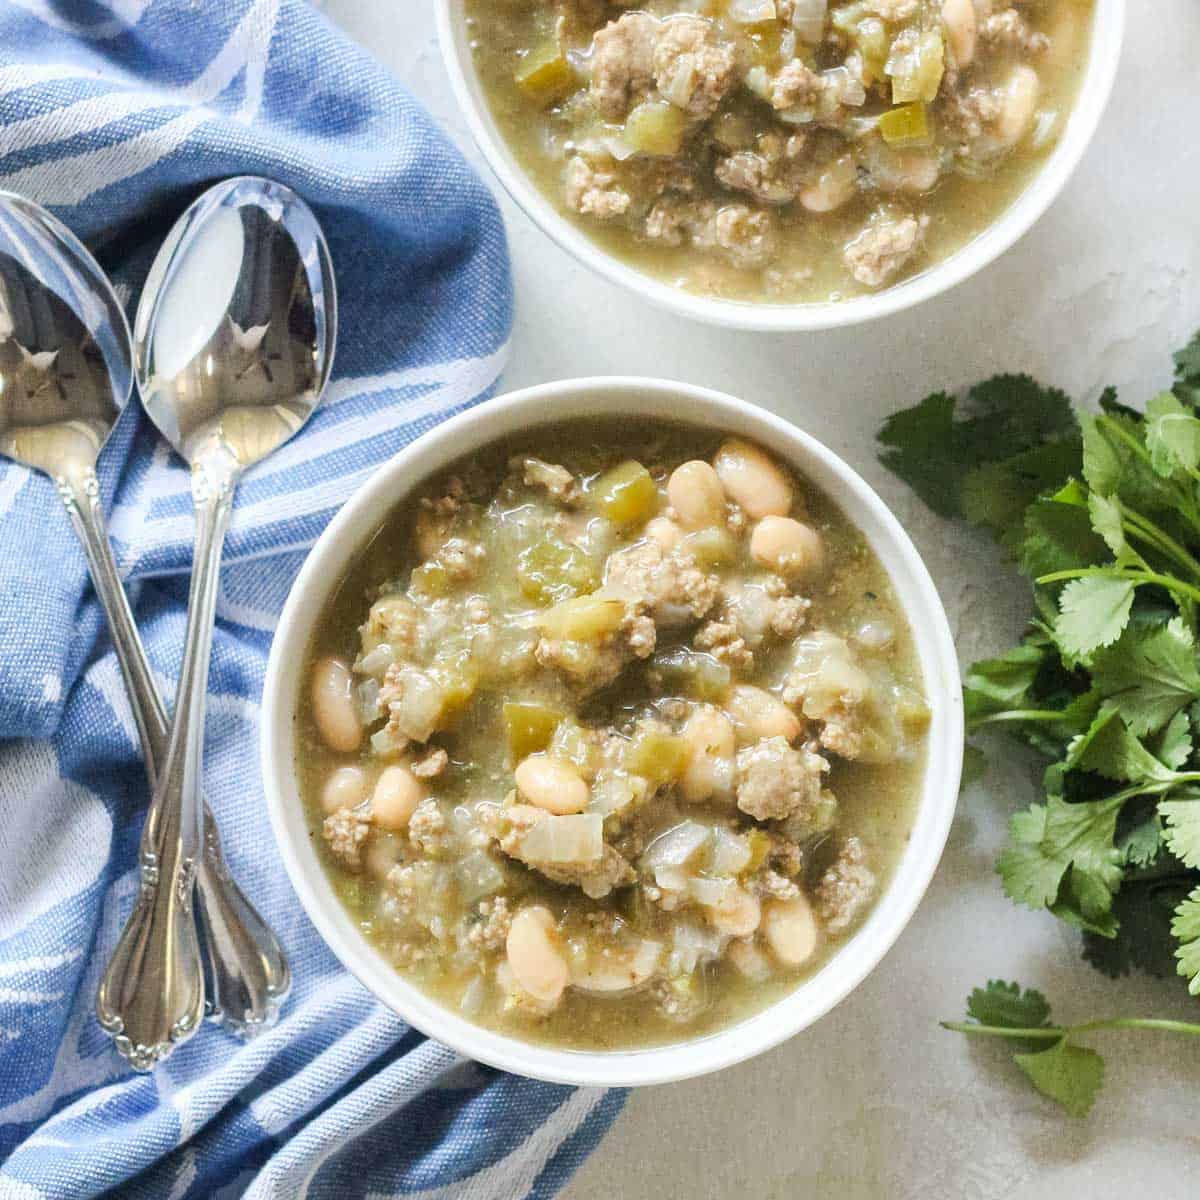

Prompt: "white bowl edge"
[261,378,964,1087]
[434,0,1126,333]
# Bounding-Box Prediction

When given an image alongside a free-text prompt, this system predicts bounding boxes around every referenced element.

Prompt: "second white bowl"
[435,0,1125,333]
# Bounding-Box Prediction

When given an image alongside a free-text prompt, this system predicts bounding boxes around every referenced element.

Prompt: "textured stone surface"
[319,3,1200,1194]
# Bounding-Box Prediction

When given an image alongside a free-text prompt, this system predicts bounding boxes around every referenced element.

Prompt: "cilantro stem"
[1120,509,1200,582]
[972,709,1081,725]
[1096,413,1200,536]
[1036,566,1200,605]
[942,1018,1200,1040]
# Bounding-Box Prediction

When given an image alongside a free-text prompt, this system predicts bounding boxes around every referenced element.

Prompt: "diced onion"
[1031,109,1059,150]
[357,643,396,677]
[602,133,638,161]
[790,0,827,43]
[689,876,739,911]
[457,850,506,902]
[460,974,487,1016]
[661,60,697,108]
[709,828,752,875]
[356,677,381,723]
[744,66,771,101]
[726,0,776,22]
[389,668,444,743]
[519,812,604,864]
[643,820,711,870]
[668,919,724,975]
[370,725,408,758]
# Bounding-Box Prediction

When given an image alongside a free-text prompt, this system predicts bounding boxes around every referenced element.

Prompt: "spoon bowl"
[134,176,335,470]
[0,194,129,483]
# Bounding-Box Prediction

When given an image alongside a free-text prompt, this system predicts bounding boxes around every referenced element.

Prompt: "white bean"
[726,684,801,744]
[727,936,772,980]
[644,515,684,550]
[750,516,824,578]
[321,765,367,815]
[506,906,569,1007]
[708,888,762,937]
[941,0,976,67]
[514,754,589,815]
[679,706,736,803]
[995,65,1040,150]
[311,655,362,752]
[371,763,423,830]
[667,460,726,530]
[763,894,819,967]
[713,439,794,520]
[799,155,857,213]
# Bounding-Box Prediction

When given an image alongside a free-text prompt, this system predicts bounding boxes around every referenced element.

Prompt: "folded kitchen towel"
[0,2,624,1196]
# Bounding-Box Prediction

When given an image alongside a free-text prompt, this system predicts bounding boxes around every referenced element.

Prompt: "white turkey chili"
[465,0,1094,303]
[299,422,929,1049]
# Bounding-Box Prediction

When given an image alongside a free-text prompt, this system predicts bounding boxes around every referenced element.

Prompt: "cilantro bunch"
[878,335,1200,1112]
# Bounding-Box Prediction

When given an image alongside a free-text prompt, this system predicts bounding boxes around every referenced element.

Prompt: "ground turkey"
[590,12,657,119]
[652,14,739,119]
[734,735,828,822]
[408,798,449,857]
[843,209,929,288]
[715,133,809,206]
[323,807,371,869]
[564,156,631,219]
[461,896,513,954]
[814,836,875,933]
[604,540,717,626]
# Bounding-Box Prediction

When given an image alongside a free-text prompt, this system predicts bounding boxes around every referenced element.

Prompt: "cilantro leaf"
[998,793,1125,919]
[961,437,1082,553]
[1145,391,1200,479]
[1019,498,1109,580]
[1171,887,1200,995]
[962,643,1045,723]
[1153,710,1193,771]
[960,743,987,790]
[1086,492,1135,565]
[1069,705,1176,784]
[1055,576,1135,659]
[966,980,1051,1049]
[878,376,1074,520]
[1160,798,1200,869]
[1081,409,1190,519]
[1013,1037,1105,1117]
[1082,876,1191,978]
[1114,797,1165,867]
[1173,331,1200,404]
[1091,617,1200,737]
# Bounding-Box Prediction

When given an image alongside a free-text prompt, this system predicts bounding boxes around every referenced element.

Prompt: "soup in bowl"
[261,379,962,1085]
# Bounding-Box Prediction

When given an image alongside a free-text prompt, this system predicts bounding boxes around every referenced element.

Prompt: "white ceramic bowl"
[261,378,963,1086]
[435,0,1124,332]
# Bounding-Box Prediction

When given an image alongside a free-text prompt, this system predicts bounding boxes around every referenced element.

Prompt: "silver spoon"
[97,177,335,1068]
[0,192,293,1068]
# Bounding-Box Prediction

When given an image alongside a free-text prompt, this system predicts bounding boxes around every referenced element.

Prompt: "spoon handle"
[94,457,234,1068]
[63,470,290,1056]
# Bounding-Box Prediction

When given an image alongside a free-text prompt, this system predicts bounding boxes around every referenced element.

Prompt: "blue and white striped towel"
[0,2,624,1196]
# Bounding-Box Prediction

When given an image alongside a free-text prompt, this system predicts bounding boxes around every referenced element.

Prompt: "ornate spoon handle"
[90,453,269,1067]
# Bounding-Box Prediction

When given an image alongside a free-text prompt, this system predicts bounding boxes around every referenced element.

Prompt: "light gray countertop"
[318,3,1200,1195]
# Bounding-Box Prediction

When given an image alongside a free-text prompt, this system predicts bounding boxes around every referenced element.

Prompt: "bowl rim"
[434,0,1126,333]
[261,377,964,1087]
